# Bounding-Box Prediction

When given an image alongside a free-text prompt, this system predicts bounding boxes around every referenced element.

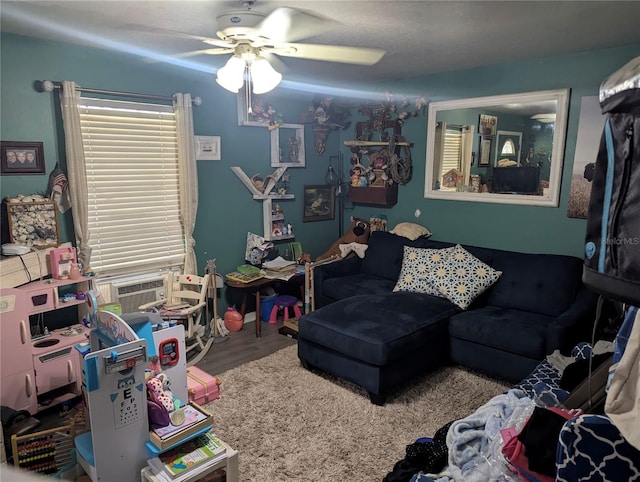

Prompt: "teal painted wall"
[0,33,344,285]
[1,33,638,283]
[341,44,639,257]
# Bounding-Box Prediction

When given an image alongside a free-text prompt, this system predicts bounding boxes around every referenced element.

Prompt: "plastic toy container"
[260,294,278,322]
[224,306,243,332]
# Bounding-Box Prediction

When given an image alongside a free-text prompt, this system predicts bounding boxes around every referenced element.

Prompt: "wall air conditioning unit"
[110,275,165,314]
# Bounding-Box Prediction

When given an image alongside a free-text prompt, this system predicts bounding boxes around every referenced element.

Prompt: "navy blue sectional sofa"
[297,231,598,404]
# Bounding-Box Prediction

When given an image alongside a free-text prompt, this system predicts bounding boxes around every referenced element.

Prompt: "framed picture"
[478,114,497,136]
[271,124,305,167]
[6,199,60,247]
[303,185,335,222]
[237,87,283,127]
[194,136,221,160]
[478,136,492,166]
[1,141,45,175]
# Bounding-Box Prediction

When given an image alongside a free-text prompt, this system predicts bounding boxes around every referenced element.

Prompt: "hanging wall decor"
[271,124,305,167]
[478,114,498,135]
[1,141,45,175]
[303,185,335,222]
[478,136,493,166]
[5,196,60,247]
[299,95,351,154]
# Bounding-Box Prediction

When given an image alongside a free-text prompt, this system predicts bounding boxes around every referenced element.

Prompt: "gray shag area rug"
[204,345,510,482]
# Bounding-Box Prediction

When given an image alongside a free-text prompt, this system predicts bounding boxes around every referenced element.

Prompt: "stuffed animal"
[316,217,371,262]
[147,373,175,412]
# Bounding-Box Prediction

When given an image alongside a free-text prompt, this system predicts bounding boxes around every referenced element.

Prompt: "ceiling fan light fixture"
[250,57,282,94]
[216,55,246,93]
[531,113,556,123]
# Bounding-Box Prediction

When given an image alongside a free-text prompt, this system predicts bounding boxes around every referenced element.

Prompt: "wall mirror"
[424,88,569,206]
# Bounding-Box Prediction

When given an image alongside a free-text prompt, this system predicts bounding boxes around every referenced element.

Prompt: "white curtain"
[59,81,92,271]
[173,93,199,275]
[460,125,474,187]
[433,122,445,188]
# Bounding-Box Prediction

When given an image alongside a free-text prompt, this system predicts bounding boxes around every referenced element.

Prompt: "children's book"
[225,270,265,284]
[148,432,226,479]
[149,403,213,450]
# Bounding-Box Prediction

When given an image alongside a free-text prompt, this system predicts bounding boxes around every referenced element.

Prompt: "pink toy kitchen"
[0,276,92,415]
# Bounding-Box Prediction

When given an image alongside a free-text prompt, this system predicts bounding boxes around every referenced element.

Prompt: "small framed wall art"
[6,199,60,247]
[478,136,493,167]
[194,136,221,160]
[303,185,335,222]
[1,141,45,175]
[478,114,497,136]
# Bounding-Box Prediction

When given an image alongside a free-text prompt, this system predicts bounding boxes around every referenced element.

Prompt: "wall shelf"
[230,166,290,199]
[231,166,295,241]
[343,140,410,147]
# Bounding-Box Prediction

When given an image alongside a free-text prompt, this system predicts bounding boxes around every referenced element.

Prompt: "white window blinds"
[441,127,462,179]
[78,98,186,275]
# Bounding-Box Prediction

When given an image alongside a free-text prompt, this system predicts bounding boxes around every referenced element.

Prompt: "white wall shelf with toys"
[231,166,295,241]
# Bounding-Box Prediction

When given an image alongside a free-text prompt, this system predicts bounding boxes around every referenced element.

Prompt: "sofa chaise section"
[297,292,459,404]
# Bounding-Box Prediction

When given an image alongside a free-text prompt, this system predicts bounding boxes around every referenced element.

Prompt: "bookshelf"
[141,437,238,482]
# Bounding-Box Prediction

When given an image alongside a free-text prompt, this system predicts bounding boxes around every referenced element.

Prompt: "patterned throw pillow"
[393,246,454,297]
[435,244,502,310]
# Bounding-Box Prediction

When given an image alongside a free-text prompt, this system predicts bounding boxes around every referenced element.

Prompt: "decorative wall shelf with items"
[231,166,295,241]
[344,135,411,208]
[341,93,424,207]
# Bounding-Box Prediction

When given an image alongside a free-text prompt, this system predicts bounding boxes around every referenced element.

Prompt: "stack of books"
[147,431,227,481]
[262,257,303,281]
[262,256,296,271]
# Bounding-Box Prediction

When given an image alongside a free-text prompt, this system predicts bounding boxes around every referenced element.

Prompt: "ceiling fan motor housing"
[216,10,266,41]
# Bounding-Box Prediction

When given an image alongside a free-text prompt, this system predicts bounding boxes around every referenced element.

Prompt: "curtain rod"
[39,80,202,105]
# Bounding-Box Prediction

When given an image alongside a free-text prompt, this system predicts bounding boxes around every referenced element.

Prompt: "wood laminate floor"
[194,318,297,375]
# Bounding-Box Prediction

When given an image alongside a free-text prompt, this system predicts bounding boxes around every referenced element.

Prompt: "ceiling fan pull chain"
[245,65,252,115]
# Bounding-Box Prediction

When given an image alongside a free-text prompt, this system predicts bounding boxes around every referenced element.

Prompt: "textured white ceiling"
[2,0,639,87]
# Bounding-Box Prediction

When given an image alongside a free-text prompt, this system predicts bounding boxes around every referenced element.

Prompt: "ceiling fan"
[171,1,386,93]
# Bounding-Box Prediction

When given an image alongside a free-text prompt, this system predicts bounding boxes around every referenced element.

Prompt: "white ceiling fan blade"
[172,48,235,59]
[272,43,385,65]
[120,23,218,44]
[202,38,237,49]
[255,7,339,44]
[263,52,289,74]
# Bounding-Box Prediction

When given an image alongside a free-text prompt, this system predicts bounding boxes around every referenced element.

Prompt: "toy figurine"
[351,168,362,187]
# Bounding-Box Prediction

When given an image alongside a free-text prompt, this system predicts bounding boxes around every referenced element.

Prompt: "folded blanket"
[432,389,535,482]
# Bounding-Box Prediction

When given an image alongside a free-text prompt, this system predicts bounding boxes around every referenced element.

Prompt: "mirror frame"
[424,88,570,207]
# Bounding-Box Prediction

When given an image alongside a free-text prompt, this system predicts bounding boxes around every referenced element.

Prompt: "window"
[78,98,186,276]
[501,138,515,156]
[441,126,463,181]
